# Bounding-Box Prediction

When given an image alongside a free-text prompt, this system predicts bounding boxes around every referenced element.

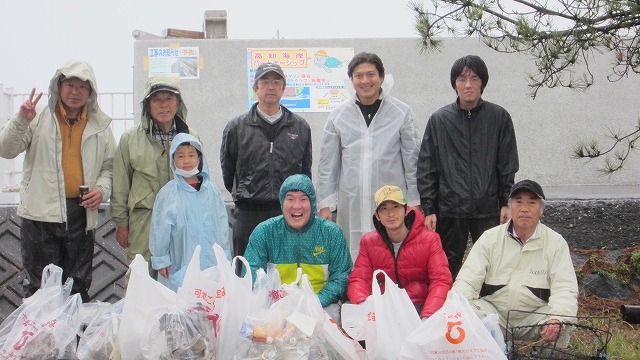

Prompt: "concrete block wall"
[133,37,640,201]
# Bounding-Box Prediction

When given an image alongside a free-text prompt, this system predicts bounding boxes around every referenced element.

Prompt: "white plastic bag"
[212,245,254,360]
[119,255,177,360]
[320,311,368,360]
[398,288,508,359]
[369,269,422,359]
[341,297,374,341]
[341,270,420,359]
[251,267,282,312]
[178,245,224,313]
[0,264,83,360]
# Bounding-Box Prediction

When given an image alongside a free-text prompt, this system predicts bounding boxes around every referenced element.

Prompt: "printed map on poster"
[247,48,354,112]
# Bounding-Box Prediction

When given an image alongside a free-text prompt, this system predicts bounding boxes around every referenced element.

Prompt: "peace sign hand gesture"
[19,88,43,121]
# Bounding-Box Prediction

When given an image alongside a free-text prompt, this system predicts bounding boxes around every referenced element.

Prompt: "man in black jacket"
[417,55,519,279]
[220,62,312,257]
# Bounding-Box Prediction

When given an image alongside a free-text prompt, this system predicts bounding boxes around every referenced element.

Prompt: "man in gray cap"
[221,62,312,257]
[453,179,578,345]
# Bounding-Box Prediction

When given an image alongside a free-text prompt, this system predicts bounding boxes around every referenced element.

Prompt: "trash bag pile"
[235,269,334,360]
[0,243,512,359]
[0,245,366,360]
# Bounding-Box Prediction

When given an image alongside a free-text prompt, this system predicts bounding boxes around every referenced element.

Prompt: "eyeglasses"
[258,79,284,86]
[455,76,481,84]
[61,81,91,93]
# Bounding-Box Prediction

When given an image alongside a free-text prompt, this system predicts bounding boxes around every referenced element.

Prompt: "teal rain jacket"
[149,133,231,291]
[244,174,352,307]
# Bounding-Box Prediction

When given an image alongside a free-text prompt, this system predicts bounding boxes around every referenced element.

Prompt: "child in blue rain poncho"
[150,133,231,291]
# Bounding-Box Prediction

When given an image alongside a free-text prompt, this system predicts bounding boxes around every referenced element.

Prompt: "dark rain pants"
[20,198,94,302]
[436,216,499,280]
[231,205,281,257]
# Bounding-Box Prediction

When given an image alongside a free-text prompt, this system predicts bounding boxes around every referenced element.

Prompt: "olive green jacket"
[110,76,198,259]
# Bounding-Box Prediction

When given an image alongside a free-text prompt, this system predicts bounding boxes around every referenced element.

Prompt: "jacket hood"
[47,59,110,128]
[141,75,188,128]
[170,133,209,183]
[279,174,317,211]
[372,208,424,245]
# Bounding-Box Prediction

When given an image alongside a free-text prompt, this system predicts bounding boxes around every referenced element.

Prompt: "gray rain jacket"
[0,59,116,230]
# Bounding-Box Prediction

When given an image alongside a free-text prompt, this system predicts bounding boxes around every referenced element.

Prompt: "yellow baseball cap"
[374,185,407,210]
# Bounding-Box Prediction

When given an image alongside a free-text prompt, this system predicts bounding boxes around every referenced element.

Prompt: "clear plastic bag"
[0,264,83,360]
[140,304,216,360]
[76,300,124,360]
[482,313,506,352]
[234,273,341,360]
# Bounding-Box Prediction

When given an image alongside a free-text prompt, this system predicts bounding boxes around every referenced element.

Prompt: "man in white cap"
[454,179,578,345]
[221,62,312,257]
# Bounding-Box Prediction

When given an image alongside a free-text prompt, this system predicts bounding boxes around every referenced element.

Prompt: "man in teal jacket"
[244,174,352,316]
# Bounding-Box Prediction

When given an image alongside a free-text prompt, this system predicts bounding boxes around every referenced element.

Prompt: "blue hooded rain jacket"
[150,133,231,291]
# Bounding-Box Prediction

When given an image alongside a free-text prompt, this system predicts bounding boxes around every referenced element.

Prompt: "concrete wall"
[133,37,640,201]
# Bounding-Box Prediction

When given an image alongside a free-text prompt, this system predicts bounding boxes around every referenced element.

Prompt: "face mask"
[174,164,200,178]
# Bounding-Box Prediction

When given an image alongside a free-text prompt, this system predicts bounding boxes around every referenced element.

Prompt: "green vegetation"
[631,250,640,277]
[572,248,640,358]
[573,307,640,359]
[576,249,640,284]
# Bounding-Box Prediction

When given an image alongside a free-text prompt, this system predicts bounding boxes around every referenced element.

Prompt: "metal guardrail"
[0,86,134,191]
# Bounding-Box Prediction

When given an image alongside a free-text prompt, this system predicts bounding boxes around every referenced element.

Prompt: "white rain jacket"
[453,221,578,327]
[316,80,421,260]
[0,59,116,230]
[149,133,231,291]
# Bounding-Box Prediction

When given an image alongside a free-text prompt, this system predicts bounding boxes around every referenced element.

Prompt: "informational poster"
[148,47,200,79]
[247,48,355,112]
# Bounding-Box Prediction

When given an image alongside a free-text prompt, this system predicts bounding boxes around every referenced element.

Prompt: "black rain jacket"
[220,104,312,208]
[417,98,519,218]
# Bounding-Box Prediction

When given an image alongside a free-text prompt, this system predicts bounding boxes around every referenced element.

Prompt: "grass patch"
[577,296,640,359]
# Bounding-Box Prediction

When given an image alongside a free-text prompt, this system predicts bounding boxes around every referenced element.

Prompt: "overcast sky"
[0,0,420,94]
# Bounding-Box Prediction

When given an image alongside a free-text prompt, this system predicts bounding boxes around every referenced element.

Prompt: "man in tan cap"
[348,185,452,320]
